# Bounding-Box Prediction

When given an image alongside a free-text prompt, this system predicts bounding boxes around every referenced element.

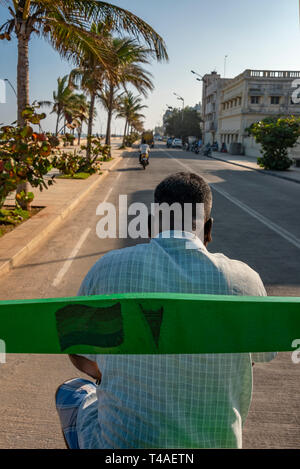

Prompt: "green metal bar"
[0,293,299,354]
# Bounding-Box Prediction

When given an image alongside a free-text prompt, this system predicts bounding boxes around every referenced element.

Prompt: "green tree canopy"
[247,116,300,170]
[164,108,202,140]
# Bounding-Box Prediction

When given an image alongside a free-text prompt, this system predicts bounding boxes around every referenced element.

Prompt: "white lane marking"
[103,187,113,203]
[164,150,300,250]
[52,228,91,287]
[52,168,124,287]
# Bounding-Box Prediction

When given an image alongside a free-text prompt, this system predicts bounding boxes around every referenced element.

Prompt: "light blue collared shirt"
[77,231,276,449]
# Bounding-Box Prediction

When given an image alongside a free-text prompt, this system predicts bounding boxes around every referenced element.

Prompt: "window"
[250,96,260,104]
[271,96,280,105]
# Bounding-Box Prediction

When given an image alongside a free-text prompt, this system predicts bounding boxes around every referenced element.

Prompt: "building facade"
[217,69,300,157]
[201,71,232,144]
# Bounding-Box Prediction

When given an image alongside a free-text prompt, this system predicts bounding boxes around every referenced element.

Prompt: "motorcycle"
[203,144,212,157]
[140,153,149,170]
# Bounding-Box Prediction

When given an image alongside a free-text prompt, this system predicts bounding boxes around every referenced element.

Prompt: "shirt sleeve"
[246,270,277,363]
[76,268,99,363]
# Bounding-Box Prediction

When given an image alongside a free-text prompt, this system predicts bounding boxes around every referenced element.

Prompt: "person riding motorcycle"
[139,142,150,163]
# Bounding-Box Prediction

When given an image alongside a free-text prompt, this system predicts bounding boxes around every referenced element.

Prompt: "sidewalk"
[210,151,300,184]
[0,145,132,277]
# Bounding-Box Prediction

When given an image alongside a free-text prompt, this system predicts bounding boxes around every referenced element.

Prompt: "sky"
[0,0,300,134]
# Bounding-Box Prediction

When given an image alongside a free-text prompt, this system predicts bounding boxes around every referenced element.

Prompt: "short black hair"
[154,172,212,222]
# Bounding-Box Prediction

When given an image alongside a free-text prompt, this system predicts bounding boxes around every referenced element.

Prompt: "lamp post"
[173,92,185,110]
[4,78,17,98]
[191,70,205,81]
[173,92,185,124]
[173,93,185,143]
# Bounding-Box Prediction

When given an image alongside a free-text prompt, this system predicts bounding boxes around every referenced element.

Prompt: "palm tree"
[69,24,154,158]
[117,92,147,146]
[69,94,90,145]
[39,75,74,135]
[0,1,168,127]
[99,36,154,148]
[0,1,167,206]
[98,85,123,139]
[69,55,105,158]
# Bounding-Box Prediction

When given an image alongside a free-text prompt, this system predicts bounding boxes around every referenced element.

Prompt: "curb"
[0,155,123,278]
[210,154,300,185]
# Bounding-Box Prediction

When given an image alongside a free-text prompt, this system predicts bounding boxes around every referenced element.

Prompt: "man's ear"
[204,218,213,246]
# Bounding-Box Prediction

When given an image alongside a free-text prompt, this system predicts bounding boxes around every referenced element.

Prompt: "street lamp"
[191,70,205,81]
[4,78,17,98]
[173,92,185,110]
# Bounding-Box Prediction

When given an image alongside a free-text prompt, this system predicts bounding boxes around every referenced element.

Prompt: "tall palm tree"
[99,36,154,148]
[0,1,167,206]
[39,75,74,135]
[69,54,105,158]
[117,92,147,146]
[0,0,168,127]
[69,94,90,145]
[98,85,123,138]
[69,23,154,157]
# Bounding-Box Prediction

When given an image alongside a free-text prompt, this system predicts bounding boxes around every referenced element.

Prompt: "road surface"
[0,144,299,448]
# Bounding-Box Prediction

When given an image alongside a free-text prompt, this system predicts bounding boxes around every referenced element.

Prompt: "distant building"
[192,102,202,113]
[202,71,232,144]
[217,69,300,157]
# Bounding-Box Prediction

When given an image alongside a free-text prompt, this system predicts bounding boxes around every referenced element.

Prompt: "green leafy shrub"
[53,147,102,177]
[0,207,30,226]
[123,133,139,147]
[0,106,56,210]
[247,116,300,170]
[62,133,76,146]
[52,150,82,176]
[16,190,34,209]
[81,137,111,161]
[47,135,60,148]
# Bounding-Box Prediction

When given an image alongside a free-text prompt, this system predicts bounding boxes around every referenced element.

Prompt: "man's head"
[150,172,213,245]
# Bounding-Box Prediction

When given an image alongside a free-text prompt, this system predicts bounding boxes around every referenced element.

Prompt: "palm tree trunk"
[17,30,30,210]
[105,84,114,155]
[122,120,128,146]
[78,123,82,146]
[87,91,96,160]
[55,111,61,136]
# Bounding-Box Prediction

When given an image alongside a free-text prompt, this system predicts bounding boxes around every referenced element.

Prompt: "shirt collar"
[154,230,207,251]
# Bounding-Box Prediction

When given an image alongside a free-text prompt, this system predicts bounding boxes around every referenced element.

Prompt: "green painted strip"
[0,293,299,354]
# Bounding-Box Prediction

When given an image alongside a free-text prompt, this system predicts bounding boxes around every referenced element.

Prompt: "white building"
[217,69,300,157]
[201,71,232,144]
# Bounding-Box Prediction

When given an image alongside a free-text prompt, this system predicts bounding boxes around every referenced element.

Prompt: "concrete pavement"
[210,151,300,184]
[0,145,299,448]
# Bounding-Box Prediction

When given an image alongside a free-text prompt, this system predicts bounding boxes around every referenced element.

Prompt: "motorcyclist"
[139,142,150,163]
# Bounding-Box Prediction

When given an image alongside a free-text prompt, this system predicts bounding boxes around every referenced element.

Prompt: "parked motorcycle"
[203,144,212,157]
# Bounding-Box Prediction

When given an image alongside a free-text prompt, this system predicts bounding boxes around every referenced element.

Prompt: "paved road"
[0,144,299,448]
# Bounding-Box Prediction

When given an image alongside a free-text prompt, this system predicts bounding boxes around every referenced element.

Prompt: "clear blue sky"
[0,0,300,133]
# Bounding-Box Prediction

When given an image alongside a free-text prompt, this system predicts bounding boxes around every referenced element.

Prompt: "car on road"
[172,138,183,148]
